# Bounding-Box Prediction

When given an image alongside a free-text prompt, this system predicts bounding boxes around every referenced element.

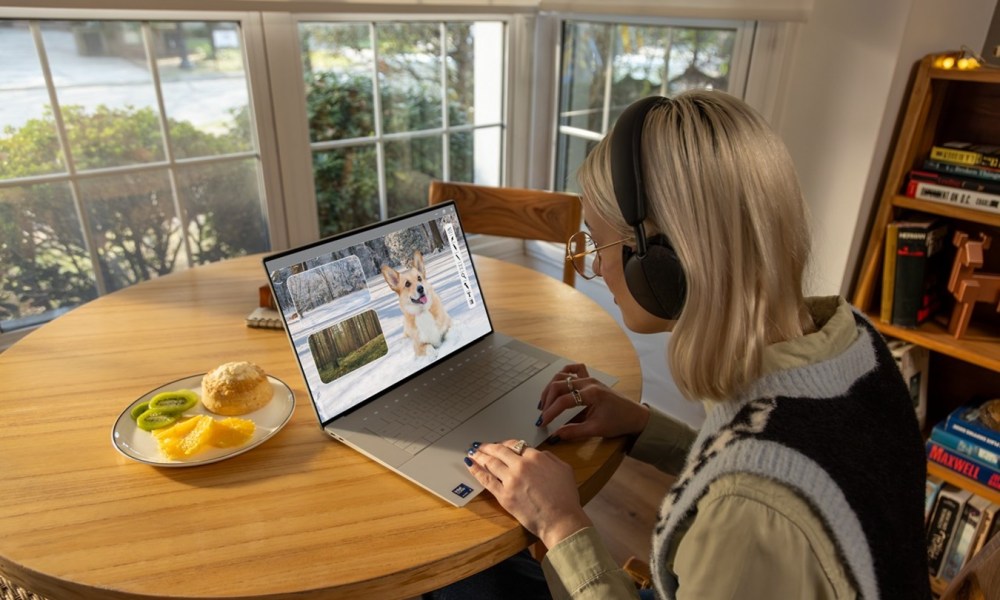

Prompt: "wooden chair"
[940,529,1000,600]
[427,181,582,286]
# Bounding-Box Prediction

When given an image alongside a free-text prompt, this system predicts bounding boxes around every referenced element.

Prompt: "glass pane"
[175,158,268,265]
[386,135,442,218]
[0,21,64,180]
[151,21,254,159]
[78,170,184,292]
[41,21,166,170]
[555,134,598,193]
[449,127,502,186]
[447,22,503,127]
[300,22,375,143]
[377,22,442,134]
[0,182,97,330]
[559,21,612,133]
[313,145,379,237]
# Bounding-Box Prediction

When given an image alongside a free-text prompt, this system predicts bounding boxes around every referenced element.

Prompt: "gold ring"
[511,440,527,456]
[571,389,584,407]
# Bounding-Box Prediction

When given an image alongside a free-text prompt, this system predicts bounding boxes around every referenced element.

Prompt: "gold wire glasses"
[565,231,629,280]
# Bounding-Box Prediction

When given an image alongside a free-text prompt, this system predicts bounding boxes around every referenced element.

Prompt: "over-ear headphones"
[609,96,688,320]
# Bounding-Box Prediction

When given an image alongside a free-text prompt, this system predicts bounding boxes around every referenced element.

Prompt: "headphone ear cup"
[622,239,687,320]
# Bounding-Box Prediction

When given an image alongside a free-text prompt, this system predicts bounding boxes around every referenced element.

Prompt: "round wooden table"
[0,254,641,599]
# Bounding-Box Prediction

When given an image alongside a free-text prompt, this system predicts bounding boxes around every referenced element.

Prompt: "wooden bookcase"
[852,53,1000,594]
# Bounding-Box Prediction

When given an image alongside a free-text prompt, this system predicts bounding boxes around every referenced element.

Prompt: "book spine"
[938,500,984,581]
[944,413,1000,453]
[926,486,963,576]
[925,475,945,524]
[924,158,1000,183]
[909,169,1000,195]
[880,222,898,323]
[906,179,1000,214]
[931,145,1000,169]
[931,424,1000,468]
[926,442,1000,491]
[891,224,937,327]
[970,503,1000,558]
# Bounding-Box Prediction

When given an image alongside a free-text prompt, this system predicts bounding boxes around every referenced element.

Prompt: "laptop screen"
[264,203,493,425]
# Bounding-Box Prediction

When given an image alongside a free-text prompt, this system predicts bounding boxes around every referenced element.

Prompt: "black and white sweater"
[651,313,931,600]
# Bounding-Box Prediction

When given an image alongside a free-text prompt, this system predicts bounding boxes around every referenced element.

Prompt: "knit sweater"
[651,313,931,600]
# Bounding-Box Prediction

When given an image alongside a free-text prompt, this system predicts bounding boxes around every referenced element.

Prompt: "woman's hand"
[464,440,592,549]
[538,363,650,443]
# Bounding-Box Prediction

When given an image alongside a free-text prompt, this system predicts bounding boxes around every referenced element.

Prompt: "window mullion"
[142,21,195,268]
[30,21,109,296]
[600,24,615,135]
[369,22,387,221]
[440,22,450,182]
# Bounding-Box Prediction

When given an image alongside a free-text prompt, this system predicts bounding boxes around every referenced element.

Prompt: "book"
[931,142,1000,169]
[924,158,1000,183]
[939,494,993,581]
[926,441,1000,492]
[880,221,899,323]
[888,340,928,428]
[890,219,950,327]
[931,423,1000,468]
[944,398,1000,453]
[905,178,1000,214]
[969,501,1000,559]
[245,307,283,330]
[926,474,946,525]
[926,482,973,577]
[908,169,1000,195]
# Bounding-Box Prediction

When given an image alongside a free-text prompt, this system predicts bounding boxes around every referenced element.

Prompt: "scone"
[202,361,274,416]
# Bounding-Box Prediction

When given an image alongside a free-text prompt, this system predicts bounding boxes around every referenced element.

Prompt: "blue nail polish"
[464,456,473,467]
[468,447,477,456]
[535,416,543,426]
[548,435,561,445]
[537,400,543,409]
[472,441,481,448]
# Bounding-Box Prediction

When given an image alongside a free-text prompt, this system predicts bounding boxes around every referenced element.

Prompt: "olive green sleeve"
[541,527,641,600]
[627,405,697,475]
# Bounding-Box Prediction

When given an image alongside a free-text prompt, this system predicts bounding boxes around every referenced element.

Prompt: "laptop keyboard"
[362,345,549,455]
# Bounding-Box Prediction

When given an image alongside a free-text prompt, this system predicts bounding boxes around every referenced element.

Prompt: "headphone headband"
[609,96,671,227]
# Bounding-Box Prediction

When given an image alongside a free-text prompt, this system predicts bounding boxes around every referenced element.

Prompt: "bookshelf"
[853,52,1000,394]
[852,53,1000,595]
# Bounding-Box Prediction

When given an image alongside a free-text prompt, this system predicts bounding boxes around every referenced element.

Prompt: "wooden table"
[0,254,641,600]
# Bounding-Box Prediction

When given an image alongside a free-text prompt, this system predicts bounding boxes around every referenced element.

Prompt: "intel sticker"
[451,483,473,498]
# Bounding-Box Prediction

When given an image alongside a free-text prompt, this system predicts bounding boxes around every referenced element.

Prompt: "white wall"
[776,0,998,296]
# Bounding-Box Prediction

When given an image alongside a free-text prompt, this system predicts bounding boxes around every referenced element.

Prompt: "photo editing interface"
[267,205,493,423]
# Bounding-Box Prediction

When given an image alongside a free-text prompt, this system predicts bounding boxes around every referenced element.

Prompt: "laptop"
[262,202,616,506]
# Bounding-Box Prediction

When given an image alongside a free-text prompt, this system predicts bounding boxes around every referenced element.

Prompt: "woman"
[432,91,931,599]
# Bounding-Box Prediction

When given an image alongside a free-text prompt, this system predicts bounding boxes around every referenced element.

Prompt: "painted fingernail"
[535,416,543,426]
[547,435,561,445]
[537,400,542,409]
[472,441,481,448]
[468,447,477,456]
[463,456,473,467]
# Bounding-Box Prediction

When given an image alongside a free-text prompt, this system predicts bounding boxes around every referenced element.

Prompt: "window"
[298,20,506,237]
[554,20,743,192]
[0,18,268,332]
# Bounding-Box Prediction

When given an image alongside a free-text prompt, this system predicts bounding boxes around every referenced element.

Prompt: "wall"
[777,0,997,296]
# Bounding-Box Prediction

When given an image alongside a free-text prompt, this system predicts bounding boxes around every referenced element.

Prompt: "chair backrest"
[940,529,1000,600]
[427,180,582,286]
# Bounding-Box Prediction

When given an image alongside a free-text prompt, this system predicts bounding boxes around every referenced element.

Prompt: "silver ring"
[511,440,527,456]
[566,375,575,392]
[571,389,584,407]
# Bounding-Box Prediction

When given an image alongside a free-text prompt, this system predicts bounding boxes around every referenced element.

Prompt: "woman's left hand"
[465,440,593,549]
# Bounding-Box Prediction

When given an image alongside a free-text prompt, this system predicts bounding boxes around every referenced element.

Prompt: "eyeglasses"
[565,231,629,280]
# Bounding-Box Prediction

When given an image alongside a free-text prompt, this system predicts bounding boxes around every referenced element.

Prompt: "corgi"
[381,251,452,357]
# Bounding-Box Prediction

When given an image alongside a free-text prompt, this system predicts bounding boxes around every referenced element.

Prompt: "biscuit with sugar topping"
[202,361,273,416]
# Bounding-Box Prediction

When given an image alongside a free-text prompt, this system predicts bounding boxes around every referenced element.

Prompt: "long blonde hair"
[579,90,812,402]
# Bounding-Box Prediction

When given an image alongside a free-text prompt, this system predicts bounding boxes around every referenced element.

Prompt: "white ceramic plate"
[112,373,294,467]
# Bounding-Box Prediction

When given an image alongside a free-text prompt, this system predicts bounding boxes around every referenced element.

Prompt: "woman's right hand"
[537,363,650,443]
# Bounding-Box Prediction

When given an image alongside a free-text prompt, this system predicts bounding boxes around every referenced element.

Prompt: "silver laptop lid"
[263,203,494,426]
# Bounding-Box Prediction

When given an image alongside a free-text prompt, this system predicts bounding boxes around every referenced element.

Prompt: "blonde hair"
[579,90,812,402]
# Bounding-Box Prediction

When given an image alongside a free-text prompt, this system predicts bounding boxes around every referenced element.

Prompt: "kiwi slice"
[136,410,178,431]
[130,401,150,421]
[148,390,199,415]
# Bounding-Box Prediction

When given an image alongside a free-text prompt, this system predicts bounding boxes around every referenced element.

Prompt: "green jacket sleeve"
[627,405,697,475]
[541,527,640,600]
